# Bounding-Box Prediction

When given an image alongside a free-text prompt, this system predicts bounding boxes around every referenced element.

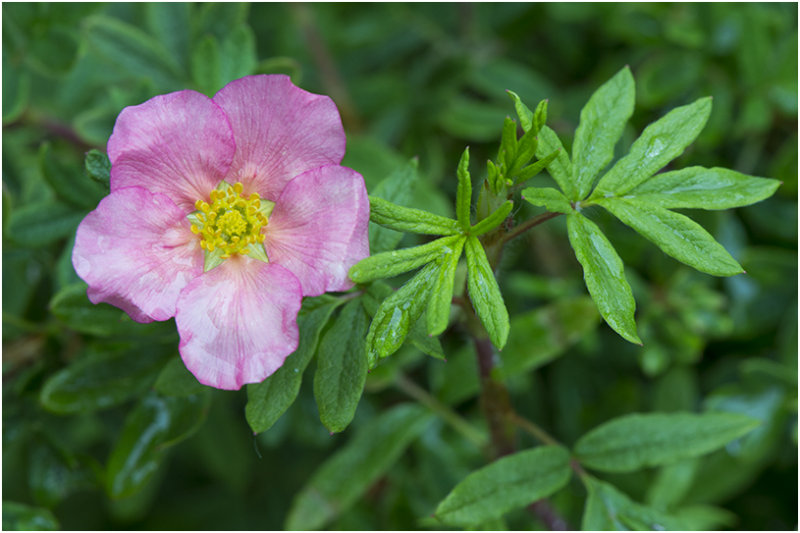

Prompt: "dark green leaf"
[471,200,513,237]
[40,143,104,209]
[572,66,635,200]
[521,187,572,214]
[535,126,574,198]
[465,236,509,349]
[629,166,781,210]
[40,344,172,414]
[368,195,461,235]
[456,147,472,230]
[286,404,434,530]
[2,502,59,531]
[427,236,466,336]
[350,235,462,284]
[154,357,208,397]
[582,477,686,531]
[6,202,84,247]
[574,411,760,473]
[29,435,95,507]
[566,213,640,344]
[365,261,438,367]
[435,445,572,527]
[191,35,221,96]
[106,392,210,499]
[598,197,744,276]
[246,300,341,433]
[84,15,183,90]
[497,296,600,378]
[145,3,191,74]
[593,97,712,197]
[84,149,110,188]
[314,300,369,433]
[369,158,421,253]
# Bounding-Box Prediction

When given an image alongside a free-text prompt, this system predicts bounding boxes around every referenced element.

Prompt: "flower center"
[189,181,274,271]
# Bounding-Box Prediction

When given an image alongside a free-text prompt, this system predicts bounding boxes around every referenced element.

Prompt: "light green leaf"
[365,261,438,367]
[628,166,781,210]
[246,300,341,433]
[456,147,472,230]
[533,98,548,134]
[427,236,466,336]
[84,15,183,90]
[521,187,572,214]
[465,236,509,349]
[219,24,257,83]
[582,477,687,531]
[514,148,559,183]
[40,344,172,414]
[593,97,713,197]
[471,200,513,237]
[572,66,635,200]
[314,300,369,433]
[349,234,461,284]
[566,213,640,344]
[106,392,210,498]
[535,125,574,198]
[191,35,221,96]
[598,197,744,276]
[285,404,434,530]
[506,90,533,132]
[368,195,461,235]
[496,296,600,378]
[2,501,59,531]
[435,445,571,527]
[574,411,760,473]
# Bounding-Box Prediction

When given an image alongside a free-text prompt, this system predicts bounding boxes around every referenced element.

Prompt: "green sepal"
[464,235,509,349]
[368,195,461,235]
[470,200,513,237]
[349,234,462,284]
[521,187,572,214]
[456,147,472,230]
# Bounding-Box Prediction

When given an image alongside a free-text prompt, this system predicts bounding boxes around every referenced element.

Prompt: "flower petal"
[72,187,203,322]
[264,165,370,296]
[175,258,302,390]
[213,75,346,201]
[108,90,235,212]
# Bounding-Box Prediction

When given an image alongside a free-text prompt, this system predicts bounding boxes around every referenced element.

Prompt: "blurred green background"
[3,3,797,530]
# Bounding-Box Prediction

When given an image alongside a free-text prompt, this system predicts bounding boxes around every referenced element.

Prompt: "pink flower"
[72,75,370,390]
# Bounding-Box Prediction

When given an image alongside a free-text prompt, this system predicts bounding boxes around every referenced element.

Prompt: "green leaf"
[314,300,369,433]
[246,300,341,433]
[84,15,183,90]
[40,344,172,414]
[427,236,466,336]
[521,187,572,214]
[154,357,207,397]
[28,434,95,507]
[369,158,421,253]
[566,213,640,344]
[593,97,713,197]
[628,166,781,210]
[535,126,574,198]
[496,296,601,378]
[513,148,559,184]
[191,35,221,96]
[6,202,84,247]
[506,90,533,132]
[533,98,548,133]
[285,404,434,530]
[500,116,518,170]
[574,411,760,473]
[365,261,438,367]
[368,195,461,235]
[40,143,104,209]
[2,501,59,531]
[582,477,687,531]
[572,66,635,200]
[220,24,258,86]
[465,235,509,349]
[434,445,571,527]
[597,197,744,276]
[471,200,513,237]
[456,147,472,230]
[144,2,191,73]
[350,235,462,284]
[84,149,110,188]
[106,392,210,499]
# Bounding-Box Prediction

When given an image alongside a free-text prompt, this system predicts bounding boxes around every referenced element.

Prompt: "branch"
[501,211,562,245]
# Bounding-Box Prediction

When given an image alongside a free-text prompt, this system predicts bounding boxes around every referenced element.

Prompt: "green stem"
[394,373,487,449]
